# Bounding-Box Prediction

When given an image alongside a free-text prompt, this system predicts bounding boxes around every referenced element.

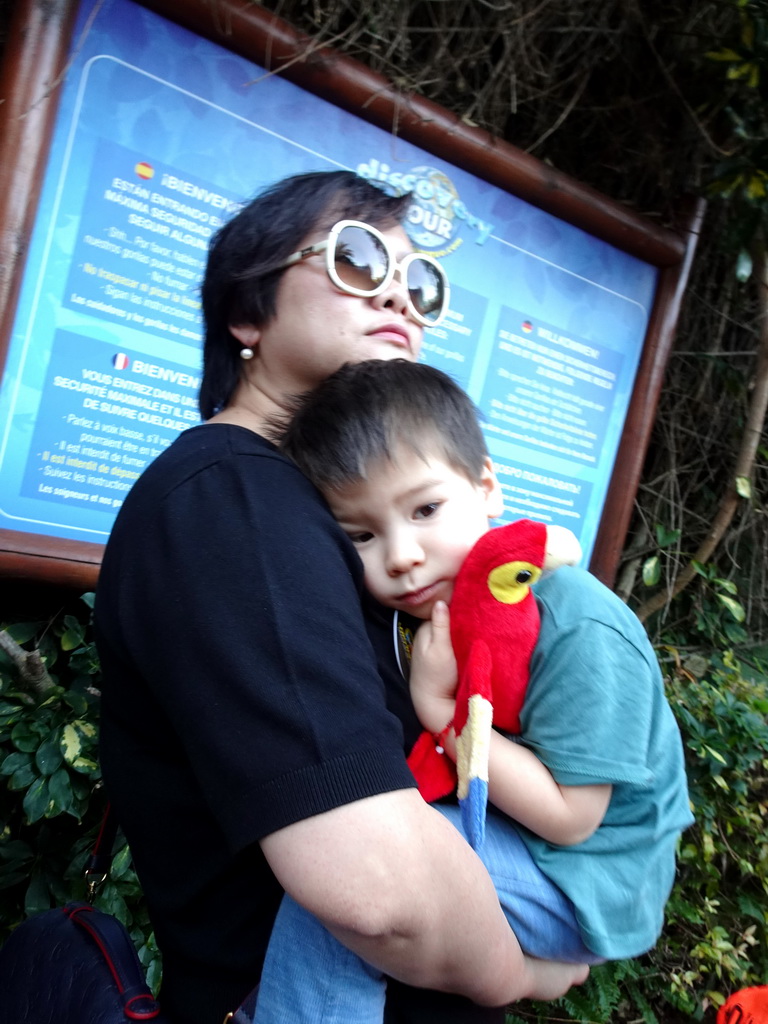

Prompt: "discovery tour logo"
[356,159,493,257]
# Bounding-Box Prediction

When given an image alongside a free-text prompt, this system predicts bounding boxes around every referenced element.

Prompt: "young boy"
[251,359,693,1024]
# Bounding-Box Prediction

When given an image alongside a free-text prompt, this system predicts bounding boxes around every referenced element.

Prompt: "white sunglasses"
[279,220,450,327]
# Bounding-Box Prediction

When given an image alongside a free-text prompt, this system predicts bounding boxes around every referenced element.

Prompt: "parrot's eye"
[487,559,542,604]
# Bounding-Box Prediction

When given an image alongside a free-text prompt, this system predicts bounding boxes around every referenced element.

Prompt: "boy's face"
[327,445,503,619]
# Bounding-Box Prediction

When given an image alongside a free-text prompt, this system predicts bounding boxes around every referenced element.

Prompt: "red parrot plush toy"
[406,518,582,849]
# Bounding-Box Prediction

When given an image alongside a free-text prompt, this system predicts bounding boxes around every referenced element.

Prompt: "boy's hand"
[410,601,458,733]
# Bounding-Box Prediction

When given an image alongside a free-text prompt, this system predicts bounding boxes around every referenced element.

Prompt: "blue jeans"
[253,805,600,1023]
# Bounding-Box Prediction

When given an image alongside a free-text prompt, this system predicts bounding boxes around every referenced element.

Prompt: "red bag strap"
[84,802,119,902]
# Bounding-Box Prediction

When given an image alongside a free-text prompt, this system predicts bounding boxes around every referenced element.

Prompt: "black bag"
[0,805,171,1024]
[0,900,170,1023]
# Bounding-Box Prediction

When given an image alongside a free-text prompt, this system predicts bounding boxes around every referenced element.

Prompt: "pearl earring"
[240,347,254,360]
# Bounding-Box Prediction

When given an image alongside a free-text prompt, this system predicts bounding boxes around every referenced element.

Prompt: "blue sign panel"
[0,0,658,560]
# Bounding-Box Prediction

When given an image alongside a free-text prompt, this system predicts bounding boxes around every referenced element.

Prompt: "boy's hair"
[279,359,489,491]
[199,171,410,419]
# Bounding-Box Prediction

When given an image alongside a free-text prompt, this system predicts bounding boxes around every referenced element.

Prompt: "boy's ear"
[480,456,504,519]
[229,323,262,352]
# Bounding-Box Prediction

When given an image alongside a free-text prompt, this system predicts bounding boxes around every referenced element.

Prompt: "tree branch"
[636,244,768,622]
[0,630,56,697]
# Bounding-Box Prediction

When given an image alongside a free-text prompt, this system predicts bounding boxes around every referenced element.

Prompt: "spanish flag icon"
[135,162,154,180]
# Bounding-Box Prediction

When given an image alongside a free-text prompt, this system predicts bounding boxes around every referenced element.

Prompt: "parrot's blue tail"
[460,777,488,851]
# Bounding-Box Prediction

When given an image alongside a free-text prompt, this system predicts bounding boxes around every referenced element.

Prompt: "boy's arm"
[410,603,611,847]
[483,733,611,846]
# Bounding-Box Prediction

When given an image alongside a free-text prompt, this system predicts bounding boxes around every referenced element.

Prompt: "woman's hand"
[409,601,458,734]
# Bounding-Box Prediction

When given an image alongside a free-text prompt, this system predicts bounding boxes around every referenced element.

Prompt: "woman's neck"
[207,374,293,437]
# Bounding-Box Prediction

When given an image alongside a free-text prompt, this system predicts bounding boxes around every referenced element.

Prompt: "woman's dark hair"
[198,171,410,419]
[279,359,489,489]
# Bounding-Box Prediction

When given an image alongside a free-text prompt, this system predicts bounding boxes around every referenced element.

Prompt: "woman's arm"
[261,789,589,1005]
[410,602,611,847]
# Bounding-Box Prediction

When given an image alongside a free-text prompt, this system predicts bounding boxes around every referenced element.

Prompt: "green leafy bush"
[0,596,161,991]
[660,647,768,1018]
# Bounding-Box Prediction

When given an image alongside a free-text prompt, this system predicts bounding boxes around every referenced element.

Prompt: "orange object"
[717,985,768,1024]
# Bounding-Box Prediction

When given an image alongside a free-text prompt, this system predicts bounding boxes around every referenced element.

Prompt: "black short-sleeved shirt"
[95,424,502,1024]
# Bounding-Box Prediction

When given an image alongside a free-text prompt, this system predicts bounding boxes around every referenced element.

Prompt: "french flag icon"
[112,353,130,370]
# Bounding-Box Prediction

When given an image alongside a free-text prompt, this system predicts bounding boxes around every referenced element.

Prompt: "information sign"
[0,0,700,585]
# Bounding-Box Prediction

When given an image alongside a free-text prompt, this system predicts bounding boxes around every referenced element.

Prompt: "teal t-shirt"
[514,566,694,959]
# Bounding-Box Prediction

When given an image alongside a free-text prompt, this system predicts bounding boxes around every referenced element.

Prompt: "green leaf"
[70,773,91,801]
[746,171,766,197]
[642,556,661,586]
[24,871,52,916]
[727,61,760,87]
[0,840,33,864]
[110,843,134,881]
[145,955,162,997]
[0,870,32,891]
[11,722,43,753]
[47,768,74,815]
[0,839,33,888]
[724,619,749,645]
[715,577,738,594]
[737,893,768,921]
[718,594,746,622]
[0,700,23,721]
[8,764,37,790]
[706,47,743,61]
[35,733,64,776]
[22,777,52,824]
[69,756,99,776]
[97,882,130,925]
[655,524,681,548]
[60,616,85,651]
[60,719,97,766]
[60,631,81,652]
[0,751,31,776]
[736,248,753,282]
[3,623,41,645]
[704,745,728,764]
[62,689,89,715]
[735,475,752,498]
[60,724,82,765]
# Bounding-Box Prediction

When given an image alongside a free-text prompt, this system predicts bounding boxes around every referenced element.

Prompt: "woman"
[94,171,586,1024]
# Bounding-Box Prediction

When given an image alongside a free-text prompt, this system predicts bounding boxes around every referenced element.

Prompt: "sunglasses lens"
[330,223,447,325]
[333,225,389,294]
[407,259,445,323]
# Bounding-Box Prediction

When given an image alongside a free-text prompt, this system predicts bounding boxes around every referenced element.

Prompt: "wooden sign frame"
[0,0,703,590]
